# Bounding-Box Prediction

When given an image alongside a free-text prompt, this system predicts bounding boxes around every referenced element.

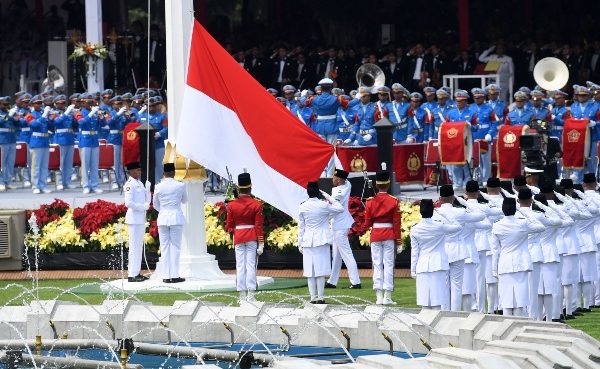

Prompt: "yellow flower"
[359,230,371,247]
[204,208,232,248]
[266,223,298,249]
[26,210,87,253]
[89,221,130,250]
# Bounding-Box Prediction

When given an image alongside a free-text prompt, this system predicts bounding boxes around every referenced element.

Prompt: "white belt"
[32,132,48,137]
[235,225,254,229]
[109,130,122,134]
[0,128,14,133]
[55,128,72,133]
[81,130,97,135]
[553,126,563,130]
[373,222,393,228]
[21,127,30,132]
[317,114,336,120]
[479,124,489,128]
[395,124,407,129]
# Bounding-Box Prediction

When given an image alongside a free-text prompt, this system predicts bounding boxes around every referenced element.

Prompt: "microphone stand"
[360,170,372,207]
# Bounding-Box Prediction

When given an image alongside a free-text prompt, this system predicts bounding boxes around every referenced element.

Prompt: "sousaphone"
[533,57,569,91]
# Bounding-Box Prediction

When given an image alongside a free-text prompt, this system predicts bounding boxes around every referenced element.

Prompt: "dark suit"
[269,57,296,88]
[293,62,315,90]
[406,54,428,91]
[382,61,405,86]
[454,58,476,91]
[425,54,446,87]
[244,56,269,86]
[590,52,600,81]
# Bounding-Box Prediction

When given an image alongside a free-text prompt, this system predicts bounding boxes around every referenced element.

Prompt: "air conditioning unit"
[0,210,25,271]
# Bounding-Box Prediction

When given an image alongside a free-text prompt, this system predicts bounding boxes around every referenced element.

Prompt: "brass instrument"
[533,57,569,91]
[356,63,386,94]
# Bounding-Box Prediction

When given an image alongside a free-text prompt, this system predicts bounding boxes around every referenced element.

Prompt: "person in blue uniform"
[570,86,600,178]
[107,96,128,190]
[26,95,53,194]
[427,88,454,141]
[282,85,297,113]
[550,90,570,143]
[505,91,534,125]
[387,83,410,143]
[336,95,354,142]
[421,87,438,140]
[139,96,168,183]
[446,90,476,189]
[470,88,497,180]
[0,97,18,191]
[530,90,553,125]
[485,84,507,122]
[51,95,77,190]
[407,92,426,143]
[75,93,106,194]
[347,86,379,146]
[16,93,32,187]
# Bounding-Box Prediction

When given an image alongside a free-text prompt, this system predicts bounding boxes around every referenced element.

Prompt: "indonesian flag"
[176,20,333,219]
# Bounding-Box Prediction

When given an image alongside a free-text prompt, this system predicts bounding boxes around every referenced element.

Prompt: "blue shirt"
[52,109,76,145]
[487,98,506,122]
[27,109,52,148]
[570,101,600,141]
[0,111,17,144]
[76,108,106,148]
[307,92,345,135]
[107,112,126,146]
[470,103,497,140]
[428,102,455,140]
[17,107,31,143]
[506,107,534,126]
[139,112,168,149]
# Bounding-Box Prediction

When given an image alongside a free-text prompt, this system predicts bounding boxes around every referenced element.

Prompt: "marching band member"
[470,88,498,180]
[0,97,18,192]
[51,95,76,190]
[427,88,454,142]
[410,199,462,310]
[347,86,379,146]
[550,89,570,144]
[27,95,53,194]
[421,86,437,141]
[407,92,426,143]
[486,84,507,122]
[107,96,128,190]
[387,83,410,143]
[504,91,533,125]
[570,86,600,179]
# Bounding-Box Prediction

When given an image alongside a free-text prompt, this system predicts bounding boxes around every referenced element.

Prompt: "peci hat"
[539,179,555,194]
[513,175,527,187]
[559,178,573,189]
[333,168,349,179]
[440,184,454,197]
[486,177,501,188]
[465,180,479,193]
[163,163,176,173]
[583,173,597,184]
[126,162,141,171]
[518,188,533,200]
[238,173,251,188]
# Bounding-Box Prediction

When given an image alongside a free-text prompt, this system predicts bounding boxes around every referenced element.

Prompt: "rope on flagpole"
[143,0,151,275]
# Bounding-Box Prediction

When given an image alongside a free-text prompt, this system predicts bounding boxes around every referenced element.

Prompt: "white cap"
[524,166,544,174]
[318,78,334,85]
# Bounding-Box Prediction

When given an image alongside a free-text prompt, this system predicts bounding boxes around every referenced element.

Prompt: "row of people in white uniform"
[411,173,600,321]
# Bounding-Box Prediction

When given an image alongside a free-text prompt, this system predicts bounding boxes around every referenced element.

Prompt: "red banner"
[496,125,526,179]
[562,118,590,169]
[336,144,425,184]
[122,122,141,166]
[438,121,472,165]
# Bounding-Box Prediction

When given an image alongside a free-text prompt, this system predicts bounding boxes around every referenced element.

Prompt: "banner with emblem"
[438,121,472,165]
[562,118,590,169]
[496,124,526,179]
[122,122,141,166]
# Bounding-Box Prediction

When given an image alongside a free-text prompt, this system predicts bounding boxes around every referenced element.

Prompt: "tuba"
[533,57,569,91]
[356,63,386,93]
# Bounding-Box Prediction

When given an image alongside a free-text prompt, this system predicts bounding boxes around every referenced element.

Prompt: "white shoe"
[42,188,52,194]
[102,177,109,183]
[7,184,17,190]
[111,183,119,190]
[71,174,78,181]
[23,181,32,188]
[56,185,64,191]
[0,184,6,192]
[238,291,247,304]
[383,290,397,305]
[33,188,41,194]
[66,184,77,189]
[375,290,384,305]
[92,188,103,194]
[46,177,52,183]
[247,290,256,302]
[83,188,91,194]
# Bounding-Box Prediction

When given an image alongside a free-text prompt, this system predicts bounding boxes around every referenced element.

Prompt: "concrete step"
[484,340,573,369]
[429,347,521,369]
[425,356,478,369]
[513,332,600,368]
[356,354,421,369]
[520,326,600,351]
[481,347,556,369]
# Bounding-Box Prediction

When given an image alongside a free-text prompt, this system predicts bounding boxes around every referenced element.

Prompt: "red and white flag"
[177,20,333,218]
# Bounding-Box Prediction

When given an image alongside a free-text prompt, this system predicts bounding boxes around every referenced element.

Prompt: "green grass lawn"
[2,278,600,340]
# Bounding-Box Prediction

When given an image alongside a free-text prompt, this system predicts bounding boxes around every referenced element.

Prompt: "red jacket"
[225,195,264,245]
[364,192,401,243]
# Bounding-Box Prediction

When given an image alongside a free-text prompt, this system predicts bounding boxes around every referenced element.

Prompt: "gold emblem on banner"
[407,153,421,175]
[126,131,137,141]
[350,154,367,172]
[447,127,458,139]
[567,129,581,143]
[503,131,517,147]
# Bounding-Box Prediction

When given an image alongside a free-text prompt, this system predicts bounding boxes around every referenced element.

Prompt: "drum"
[438,121,472,165]
[562,118,591,169]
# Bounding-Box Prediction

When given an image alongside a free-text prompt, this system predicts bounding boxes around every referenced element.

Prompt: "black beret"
[518,188,533,200]
[465,180,479,193]
[440,184,454,197]
[513,175,526,186]
[486,177,501,188]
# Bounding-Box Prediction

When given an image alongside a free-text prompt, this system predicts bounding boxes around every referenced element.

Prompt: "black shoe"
[171,277,186,283]
[316,300,326,304]
[572,311,583,316]
[348,283,362,289]
[163,279,172,283]
[325,282,337,289]
[552,319,565,323]
[494,310,503,315]
[564,314,575,320]
[581,308,592,313]
[128,276,145,282]
[310,300,317,304]
[138,274,149,280]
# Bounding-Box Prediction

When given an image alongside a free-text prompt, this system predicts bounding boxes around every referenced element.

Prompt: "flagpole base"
[151,254,228,281]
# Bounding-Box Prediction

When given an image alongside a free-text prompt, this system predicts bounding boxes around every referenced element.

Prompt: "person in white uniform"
[298,181,344,304]
[123,162,151,282]
[410,199,462,310]
[478,44,514,102]
[491,198,545,317]
[582,174,600,308]
[482,178,505,313]
[153,163,187,283]
[434,185,486,311]
[326,169,361,289]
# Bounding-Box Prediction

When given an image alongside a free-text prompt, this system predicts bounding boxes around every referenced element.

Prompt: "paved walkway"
[0,268,411,280]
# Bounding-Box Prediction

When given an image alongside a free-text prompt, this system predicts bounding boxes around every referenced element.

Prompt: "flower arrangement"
[357,199,421,249]
[266,223,298,253]
[69,42,109,60]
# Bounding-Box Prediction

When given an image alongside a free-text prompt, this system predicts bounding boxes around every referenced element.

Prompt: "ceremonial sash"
[392,102,401,123]
[122,122,141,166]
[496,124,526,179]
[438,121,472,165]
[562,118,590,169]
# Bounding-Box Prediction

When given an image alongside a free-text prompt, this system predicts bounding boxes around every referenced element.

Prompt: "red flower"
[348,196,368,236]
[73,199,127,236]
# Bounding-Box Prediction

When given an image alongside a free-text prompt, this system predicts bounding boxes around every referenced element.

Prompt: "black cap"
[518,188,533,200]
[502,198,517,216]
[420,199,434,218]
[584,173,597,184]
[334,168,349,179]
[500,180,514,194]
[440,184,454,197]
[539,179,555,194]
[238,173,251,188]
[486,177,501,188]
[163,163,175,173]
[513,175,526,186]
[534,193,548,206]
[307,181,320,197]
[375,171,390,185]
[560,178,574,189]
[126,162,140,170]
[465,180,479,193]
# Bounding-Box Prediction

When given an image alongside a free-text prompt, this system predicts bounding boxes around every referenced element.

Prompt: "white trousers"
[308,276,325,301]
[595,251,600,305]
[447,260,465,311]
[475,250,487,313]
[235,241,257,291]
[486,283,498,313]
[328,229,361,286]
[371,240,395,291]
[528,262,541,320]
[127,224,145,278]
[158,225,183,279]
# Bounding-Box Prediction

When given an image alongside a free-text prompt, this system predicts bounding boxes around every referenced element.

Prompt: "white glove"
[396,245,404,254]
[145,180,151,190]
[139,105,147,115]
[257,243,264,256]
[411,271,417,279]
[573,189,586,199]
[42,106,51,118]
[154,132,161,139]
[343,138,352,144]
[143,202,150,210]
[298,246,303,254]
[88,106,99,118]
[117,107,127,116]
[455,196,469,208]
[500,188,517,199]
[479,191,492,202]
[492,270,498,278]
[8,107,17,117]
[300,89,308,97]
[405,135,415,144]
[533,199,550,212]
[553,191,571,203]
[320,190,333,203]
[363,133,372,142]
[339,126,347,133]
[485,133,492,142]
[64,105,75,116]
[589,120,597,128]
